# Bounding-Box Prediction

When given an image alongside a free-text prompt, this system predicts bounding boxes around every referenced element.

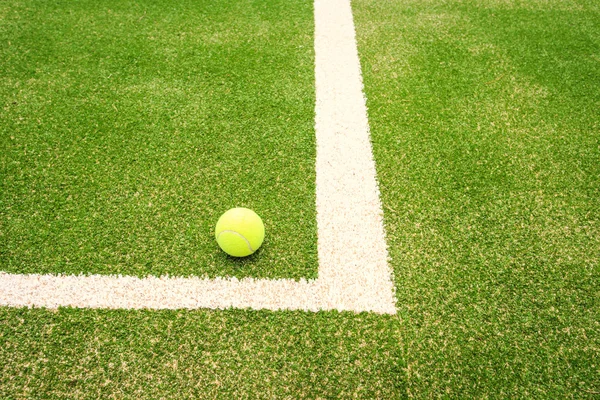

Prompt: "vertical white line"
[314,0,396,313]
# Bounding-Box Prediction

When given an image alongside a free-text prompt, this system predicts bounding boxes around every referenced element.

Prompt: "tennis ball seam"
[216,230,255,253]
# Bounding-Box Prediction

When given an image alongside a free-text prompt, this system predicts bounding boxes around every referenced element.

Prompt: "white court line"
[0,0,396,314]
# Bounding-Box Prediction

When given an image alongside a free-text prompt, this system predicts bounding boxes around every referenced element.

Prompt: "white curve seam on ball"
[217,230,254,253]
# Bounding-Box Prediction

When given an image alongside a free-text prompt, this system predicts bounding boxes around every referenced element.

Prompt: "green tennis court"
[1,0,318,280]
[1,0,598,397]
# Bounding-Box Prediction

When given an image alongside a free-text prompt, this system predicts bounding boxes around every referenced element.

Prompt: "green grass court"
[1,0,599,397]
[1,0,317,280]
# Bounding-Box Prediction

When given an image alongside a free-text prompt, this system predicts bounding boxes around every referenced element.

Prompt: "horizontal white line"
[0,273,396,314]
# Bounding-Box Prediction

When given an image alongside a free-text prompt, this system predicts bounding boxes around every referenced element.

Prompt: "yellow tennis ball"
[215,208,265,257]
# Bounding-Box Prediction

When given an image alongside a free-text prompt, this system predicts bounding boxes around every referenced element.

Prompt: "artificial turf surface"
[0,308,404,398]
[1,0,599,398]
[0,0,318,280]
[353,0,600,396]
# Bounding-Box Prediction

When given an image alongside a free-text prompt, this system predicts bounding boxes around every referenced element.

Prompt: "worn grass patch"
[353,0,599,396]
[0,0,317,280]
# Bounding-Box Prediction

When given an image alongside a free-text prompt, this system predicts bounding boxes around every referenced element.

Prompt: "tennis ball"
[215,208,265,257]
